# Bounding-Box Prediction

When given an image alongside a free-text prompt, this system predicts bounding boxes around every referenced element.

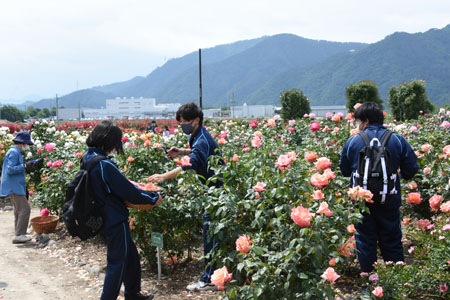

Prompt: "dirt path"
[0,206,220,300]
[0,208,100,300]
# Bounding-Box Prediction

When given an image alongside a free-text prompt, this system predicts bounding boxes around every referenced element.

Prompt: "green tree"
[0,105,26,122]
[25,106,41,118]
[37,108,51,119]
[388,79,434,121]
[280,88,311,120]
[345,80,384,112]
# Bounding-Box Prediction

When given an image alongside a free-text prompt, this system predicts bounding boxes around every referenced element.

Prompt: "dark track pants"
[355,208,404,272]
[200,213,216,283]
[100,222,141,300]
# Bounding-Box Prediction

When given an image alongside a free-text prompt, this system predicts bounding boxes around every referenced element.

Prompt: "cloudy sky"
[1,0,449,102]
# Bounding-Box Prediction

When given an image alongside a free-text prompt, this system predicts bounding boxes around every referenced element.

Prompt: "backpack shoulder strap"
[380,130,393,147]
[358,131,370,147]
[81,155,107,171]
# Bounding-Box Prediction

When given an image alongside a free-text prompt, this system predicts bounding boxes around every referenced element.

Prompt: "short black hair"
[176,102,203,126]
[354,102,384,124]
[86,120,124,154]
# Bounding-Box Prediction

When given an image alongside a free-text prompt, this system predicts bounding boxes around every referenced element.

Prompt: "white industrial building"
[225,103,275,118]
[83,97,182,120]
[310,105,347,117]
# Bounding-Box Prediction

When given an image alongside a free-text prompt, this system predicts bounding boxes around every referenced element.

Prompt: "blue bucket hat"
[12,131,34,145]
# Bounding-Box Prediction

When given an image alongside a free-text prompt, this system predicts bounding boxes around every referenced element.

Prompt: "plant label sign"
[151,232,163,249]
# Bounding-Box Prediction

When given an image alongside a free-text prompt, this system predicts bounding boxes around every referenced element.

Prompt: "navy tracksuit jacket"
[340,124,418,272]
[181,126,223,283]
[84,147,159,300]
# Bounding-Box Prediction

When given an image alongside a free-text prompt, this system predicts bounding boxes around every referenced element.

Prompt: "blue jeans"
[355,208,404,272]
[200,213,217,283]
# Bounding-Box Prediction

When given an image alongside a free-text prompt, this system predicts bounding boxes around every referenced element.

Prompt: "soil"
[0,197,219,300]
[0,197,382,300]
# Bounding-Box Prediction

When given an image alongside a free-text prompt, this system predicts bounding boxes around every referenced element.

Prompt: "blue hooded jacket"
[181,126,222,186]
[1,146,27,196]
[340,124,418,210]
[84,147,159,228]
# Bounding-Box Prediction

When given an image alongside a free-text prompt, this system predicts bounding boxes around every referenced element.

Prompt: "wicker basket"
[30,215,59,233]
[124,201,155,211]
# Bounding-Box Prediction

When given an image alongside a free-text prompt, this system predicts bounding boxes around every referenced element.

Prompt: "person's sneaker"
[186,281,218,291]
[12,235,31,244]
[124,292,154,300]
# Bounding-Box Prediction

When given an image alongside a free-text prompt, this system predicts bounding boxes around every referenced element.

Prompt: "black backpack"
[353,130,397,204]
[62,155,107,240]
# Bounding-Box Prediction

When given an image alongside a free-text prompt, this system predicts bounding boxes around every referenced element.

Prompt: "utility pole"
[78,102,81,121]
[199,48,202,109]
[56,93,59,125]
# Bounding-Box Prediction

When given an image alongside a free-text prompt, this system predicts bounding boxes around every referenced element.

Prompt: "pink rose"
[372,286,383,297]
[441,284,448,293]
[291,206,313,227]
[320,267,340,283]
[211,266,232,290]
[251,137,262,148]
[421,144,433,152]
[316,202,333,216]
[231,154,239,162]
[253,182,266,192]
[274,155,292,170]
[441,202,450,213]
[40,208,50,217]
[254,131,263,138]
[329,258,336,266]
[44,143,55,151]
[218,138,227,145]
[46,161,53,168]
[347,224,356,233]
[266,119,276,128]
[235,235,252,254]
[310,173,329,189]
[323,168,336,180]
[52,160,63,168]
[288,120,296,125]
[417,219,431,230]
[310,122,320,132]
[326,112,333,118]
[312,190,325,200]
[180,155,192,167]
[429,194,443,211]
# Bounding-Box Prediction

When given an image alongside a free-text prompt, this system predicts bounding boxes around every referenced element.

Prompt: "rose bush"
[0,110,448,299]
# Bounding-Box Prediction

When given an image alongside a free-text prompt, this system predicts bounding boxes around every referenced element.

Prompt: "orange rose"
[405,192,422,205]
[310,173,330,189]
[304,151,318,163]
[235,235,252,254]
[315,157,332,171]
[291,206,313,227]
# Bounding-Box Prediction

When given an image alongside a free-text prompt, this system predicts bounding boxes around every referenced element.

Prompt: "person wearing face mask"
[340,102,418,272]
[84,120,162,300]
[0,131,34,244]
[148,102,223,292]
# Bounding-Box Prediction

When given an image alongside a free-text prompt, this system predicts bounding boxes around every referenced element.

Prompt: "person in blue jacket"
[84,120,162,300]
[149,102,222,292]
[0,131,34,244]
[340,102,418,272]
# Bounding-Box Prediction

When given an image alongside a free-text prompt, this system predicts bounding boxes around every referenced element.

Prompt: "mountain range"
[26,24,450,109]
